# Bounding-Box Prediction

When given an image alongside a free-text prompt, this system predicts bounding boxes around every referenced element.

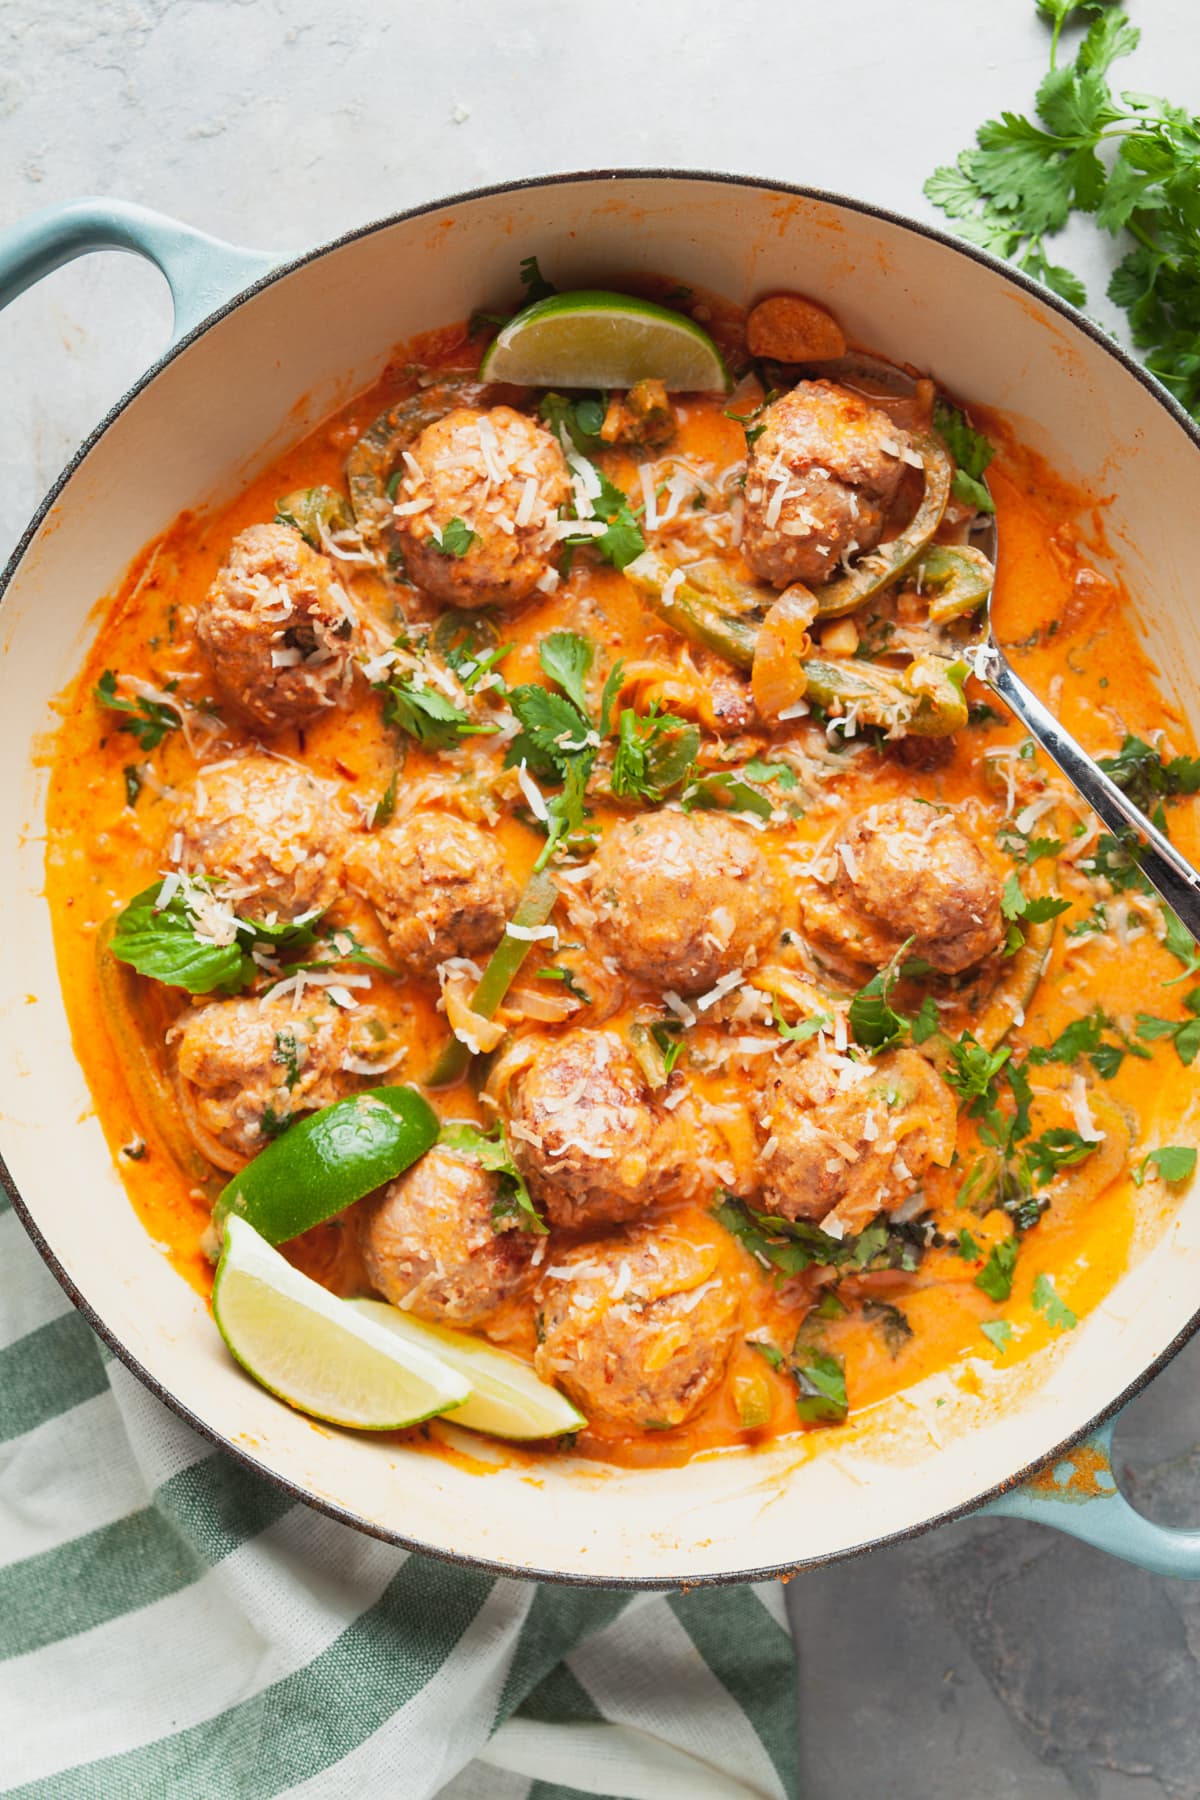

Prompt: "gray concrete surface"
[4,3,1200,1795]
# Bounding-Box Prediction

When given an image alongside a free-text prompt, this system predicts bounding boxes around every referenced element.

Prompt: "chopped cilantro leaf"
[1133,1144,1198,1186]
[272,1028,302,1087]
[1162,909,1200,981]
[439,1119,548,1234]
[941,1034,1011,1108]
[374,766,398,829]
[383,675,495,750]
[975,1235,1019,1302]
[741,757,799,790]
[1097,734,1200,823]
[598,659,626,737]
[847,939,934,1052]
[862,1299,913,1357]
[772,997,829,1045]
[611,706,699,804]
[505,684,596,868]
[1135,989,1200,1066]
[539,392,607,454]
[538,630,595,716]
[590,468,646,571]
[1024,1127,1098,1185]
[95,670,182,752]
[1032,1271,1077,1330]
[980,1319,1014,1352]
[932,399,996,513]
[957,1227,984,1262]
[1026,1006,1149,1078]
[432,517,478,559]
[519,255,556,302]
[792,1349,848,1423]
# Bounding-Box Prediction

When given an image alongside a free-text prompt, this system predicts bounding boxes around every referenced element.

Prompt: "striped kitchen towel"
[0,1193,797,1799]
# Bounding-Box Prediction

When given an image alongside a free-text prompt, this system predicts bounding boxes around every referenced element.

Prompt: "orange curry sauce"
[44,303,1199,1470]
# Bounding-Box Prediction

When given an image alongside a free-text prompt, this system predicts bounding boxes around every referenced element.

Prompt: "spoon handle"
[979,642,1200,942]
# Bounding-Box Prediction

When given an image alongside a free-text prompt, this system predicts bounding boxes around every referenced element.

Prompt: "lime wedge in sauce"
[480,290,730,392]
[213,1217,469,1430]
[350,1298,585,1440]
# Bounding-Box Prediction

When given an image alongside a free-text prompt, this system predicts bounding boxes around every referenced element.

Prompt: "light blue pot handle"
[980,1412,1200,1577]
[0,197,282,347]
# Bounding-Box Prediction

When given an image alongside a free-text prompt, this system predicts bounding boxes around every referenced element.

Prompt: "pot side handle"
[979,1415,1200,1577]
[0,197,282,346]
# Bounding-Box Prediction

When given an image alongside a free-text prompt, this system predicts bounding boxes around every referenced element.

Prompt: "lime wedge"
[351,1298,585,1440]
[479,290,730,392]
[215,1086,439,1246]
[213,1218,469,1429]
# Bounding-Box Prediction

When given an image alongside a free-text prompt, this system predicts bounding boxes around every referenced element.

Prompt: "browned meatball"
[503,1029,684,1229]
[801,798,1004,975]
[172,993,400,1167]
[357,1146,536,1327]
[758,1045,956,1234]
[392,406,571,609]
[344,811,517,979]
[534,1222,739,1431]
[174,753,343,922]
[742,381,909,588]
[196,523,359,732]
[585,811,781,996]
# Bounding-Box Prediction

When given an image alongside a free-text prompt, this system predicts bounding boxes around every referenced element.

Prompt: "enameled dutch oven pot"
[3,172,1200,1586]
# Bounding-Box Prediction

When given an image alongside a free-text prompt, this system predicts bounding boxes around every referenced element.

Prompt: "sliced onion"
[499,985,581,1024]
[751,584,818,721]
[443,979,506,1055]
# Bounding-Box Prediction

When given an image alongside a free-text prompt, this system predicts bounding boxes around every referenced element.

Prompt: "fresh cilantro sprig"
[439,1119,547,1234]
[1000,872,1071,953]
[1097,733,1200,830]
[847,940,939,1052]
[537,630,594,715]
[1135,988,1200,1065]
[1024,1126,1098,1185]
[584,467,646,571]
[1025,1005,1150,1078]
[95,670,182,752]
[714,1196,926,1282]
[611,706,699,804]
[506,632,601,868]
[539,393,607,454]
[383,675,497,751]
[926,5,1200,418]
[1132,1144,1198,1186]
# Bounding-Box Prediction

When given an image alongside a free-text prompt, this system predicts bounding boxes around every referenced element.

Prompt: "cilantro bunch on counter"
[926,2,1200,416]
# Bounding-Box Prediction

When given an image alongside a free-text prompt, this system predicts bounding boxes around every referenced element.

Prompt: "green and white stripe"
[0,1206,796,1798]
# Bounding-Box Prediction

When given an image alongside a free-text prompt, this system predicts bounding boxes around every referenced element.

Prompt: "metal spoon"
[803,353,1200,939]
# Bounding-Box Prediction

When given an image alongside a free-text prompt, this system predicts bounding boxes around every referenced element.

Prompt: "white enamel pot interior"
[3,172,1200,1586]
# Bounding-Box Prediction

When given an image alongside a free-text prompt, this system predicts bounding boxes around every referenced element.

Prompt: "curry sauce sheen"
[44,284,1200,1469]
